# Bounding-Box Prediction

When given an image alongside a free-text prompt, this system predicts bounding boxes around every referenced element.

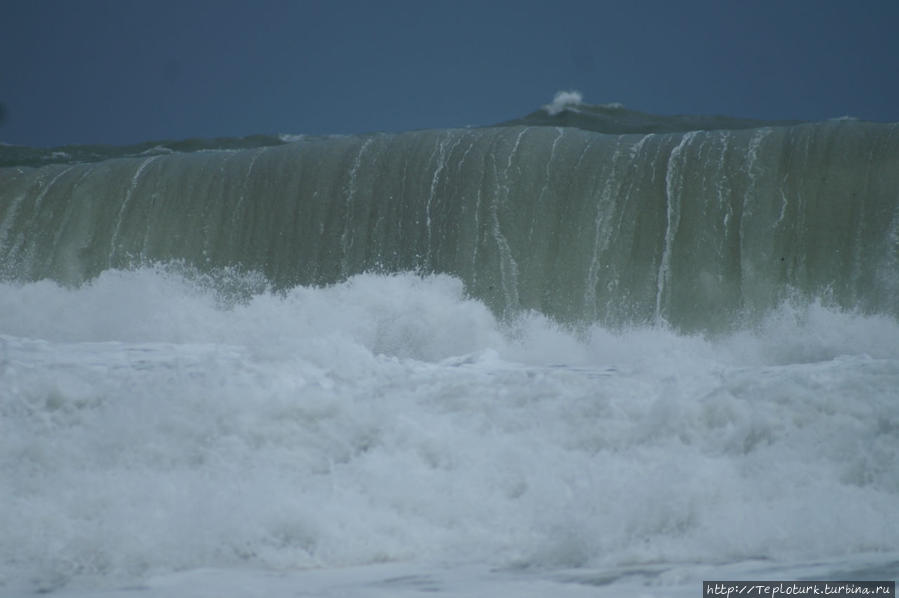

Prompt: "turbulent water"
[1,96,898,596]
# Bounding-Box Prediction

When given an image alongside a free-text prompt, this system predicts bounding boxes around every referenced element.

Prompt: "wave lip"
[499,91,807,134]
[0,134,287,168]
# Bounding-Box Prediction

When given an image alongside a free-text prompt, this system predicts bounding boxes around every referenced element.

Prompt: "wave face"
[2,111,898,331]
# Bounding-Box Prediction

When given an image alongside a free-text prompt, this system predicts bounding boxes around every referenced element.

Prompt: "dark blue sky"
[3,0,899,147]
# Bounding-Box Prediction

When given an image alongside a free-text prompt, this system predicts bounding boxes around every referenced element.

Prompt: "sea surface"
[1,94,897,596]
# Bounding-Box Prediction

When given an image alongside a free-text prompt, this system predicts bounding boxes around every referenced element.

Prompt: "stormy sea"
[1,93,898,597]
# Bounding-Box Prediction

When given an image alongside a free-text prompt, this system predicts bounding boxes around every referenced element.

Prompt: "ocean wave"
[1,268,897,592]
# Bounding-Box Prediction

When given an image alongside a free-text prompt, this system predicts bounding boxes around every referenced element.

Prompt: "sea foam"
[1,268,897,594]
[543,90,584,115]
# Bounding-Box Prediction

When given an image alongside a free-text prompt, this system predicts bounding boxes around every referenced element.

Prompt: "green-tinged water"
[1,116,898,331]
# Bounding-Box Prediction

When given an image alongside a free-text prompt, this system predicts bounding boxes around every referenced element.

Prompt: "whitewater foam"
[543,90,583,115]
[1,268,897,595]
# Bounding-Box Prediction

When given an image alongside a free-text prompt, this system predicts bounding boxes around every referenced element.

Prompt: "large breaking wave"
[3,97,899,595]
[1,99,898,331]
